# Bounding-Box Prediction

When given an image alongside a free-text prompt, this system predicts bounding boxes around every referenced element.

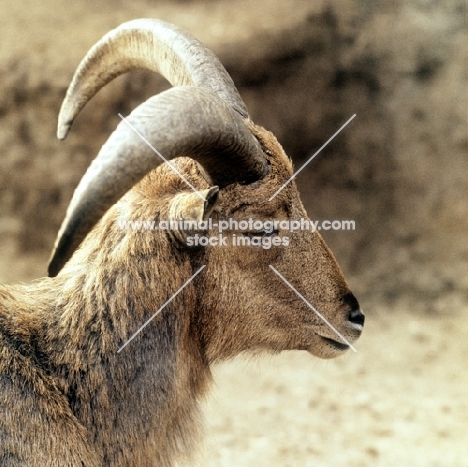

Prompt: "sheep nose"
[348,308,365,327]
[342,292,364,327]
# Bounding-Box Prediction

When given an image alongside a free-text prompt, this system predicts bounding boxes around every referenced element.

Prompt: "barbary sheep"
[0,19,364,466]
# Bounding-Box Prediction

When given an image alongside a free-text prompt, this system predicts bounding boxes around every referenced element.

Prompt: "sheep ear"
[168,187,219,243]
[169,186,219,222]
[202,186,219,219]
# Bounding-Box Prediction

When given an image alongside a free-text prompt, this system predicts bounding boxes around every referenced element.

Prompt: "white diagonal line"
[117,265,206,353]
[268,114,356,201]
[269,265,357,352]
[118,113,206,201]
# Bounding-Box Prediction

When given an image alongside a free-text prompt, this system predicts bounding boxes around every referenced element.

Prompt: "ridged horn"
[58,18,249,139]
[48,86,268,277]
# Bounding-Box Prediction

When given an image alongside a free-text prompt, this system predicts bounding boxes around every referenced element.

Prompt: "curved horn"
[58,18,249,139]
[48,86,268,277]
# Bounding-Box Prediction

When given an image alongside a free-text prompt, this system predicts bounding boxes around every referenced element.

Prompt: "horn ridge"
[58,18,248,139]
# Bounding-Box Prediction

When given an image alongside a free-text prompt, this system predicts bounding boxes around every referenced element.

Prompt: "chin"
[308,336,352,359]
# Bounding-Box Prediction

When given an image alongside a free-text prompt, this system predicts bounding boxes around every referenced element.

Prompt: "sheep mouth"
[320,336,350,351]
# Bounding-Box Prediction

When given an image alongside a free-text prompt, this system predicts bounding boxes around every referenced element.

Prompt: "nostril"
[348,308,365,327]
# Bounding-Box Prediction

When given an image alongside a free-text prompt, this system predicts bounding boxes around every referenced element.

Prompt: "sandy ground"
[201,305,468,466]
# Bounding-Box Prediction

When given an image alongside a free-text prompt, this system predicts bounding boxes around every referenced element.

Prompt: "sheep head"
[50,19,364,360]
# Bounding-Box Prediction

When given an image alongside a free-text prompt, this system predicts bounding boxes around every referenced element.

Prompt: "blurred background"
[0,0,466,465]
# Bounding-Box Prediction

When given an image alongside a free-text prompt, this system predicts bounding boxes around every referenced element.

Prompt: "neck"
[34,259,211,465]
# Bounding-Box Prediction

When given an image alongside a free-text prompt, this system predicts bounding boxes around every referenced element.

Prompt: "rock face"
[0,0,466,306]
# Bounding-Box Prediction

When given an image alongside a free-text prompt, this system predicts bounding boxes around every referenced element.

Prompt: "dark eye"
[243,229,279,239]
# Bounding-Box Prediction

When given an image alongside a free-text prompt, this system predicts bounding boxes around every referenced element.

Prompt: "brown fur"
[0,123,362,465]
